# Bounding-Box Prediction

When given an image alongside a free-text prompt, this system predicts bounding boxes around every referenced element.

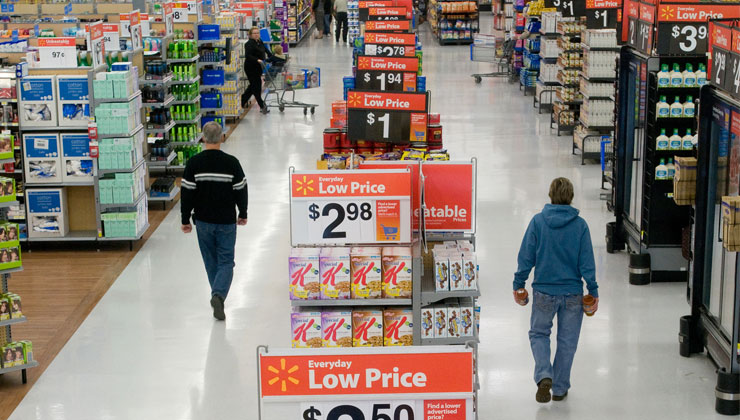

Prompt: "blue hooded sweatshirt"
[513,204,598,297]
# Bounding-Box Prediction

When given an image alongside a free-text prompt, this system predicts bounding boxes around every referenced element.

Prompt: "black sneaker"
[552,391,568,401]
[260,106,270,114]
[210,295,225,320]
[536,378,552,403]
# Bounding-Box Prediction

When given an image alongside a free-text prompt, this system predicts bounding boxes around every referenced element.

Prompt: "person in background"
[513,177,599,403]
[313,0,326,39]
[181,122,249,321]
[324,0,333,37]
[334,0,348,43]
[242,26,271,114]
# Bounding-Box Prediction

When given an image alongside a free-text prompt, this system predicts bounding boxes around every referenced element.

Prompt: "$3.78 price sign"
[302,402,415,420]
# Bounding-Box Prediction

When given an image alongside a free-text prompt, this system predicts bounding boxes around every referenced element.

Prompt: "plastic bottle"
[656,128,669,150]
[666,158,675,179]
[683,129,694,150]
[671,63,684,87]
[683,96,695,118]
[656,159,668,180]
[657,64,671,88]
[696,63,707,86]
[670,96,684,118]
[657,96,670,118]
[669,128,682,150]
[683,63,696,87]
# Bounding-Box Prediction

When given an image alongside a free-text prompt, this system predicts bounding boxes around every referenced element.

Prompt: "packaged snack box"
[382,247,413,298]
[460,298,475,337]
[289,248,320,300]
[420,306,434,339]
[352,309,383,347]
[383,308,413,346]
[462,252,478,291]
[320,247,351,299]
[433,304,447,338]
[350,247,382,299]
[449,253,465,291]
[433,251,450,292]
[321,310,353,347]
[447,302,461,339]
[291,308,322,348]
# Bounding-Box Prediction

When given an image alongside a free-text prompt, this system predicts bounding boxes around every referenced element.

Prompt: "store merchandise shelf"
[143,95,175,108]
[26,181,94,187]
[540,81,561,86]
[197,39,220,45]
[20,126,86,132]
[0,316,27,328]
[98,158,145,175]
[541,32,560,38]
[0,99,18,105]
[146,120,176,134]
[200,84,225,90]
[0,122,18,127]
[421,335,479,345]
[553,99,583,106]
[585,96,614,101]
[167,55,200,63]
[27,230,97,242]
[139,74,174,85]
[94,91,142,104]
[148,152,177,166]
[200,107,222,113]
[0,360,39,375]
[421,287,481,307]
[581,44,620,52]
[149,186,180,202]
[172,95,201,105]
[168,165,186,170]
[171,76,201,85]
[173,115,202,125]
[290,299,413,307]
[580,74,616,83]
[197,61,225,68]
[99,190,147,210]
[0,157,14,166]
[170,133,203,144]
[98,124,144,139]
[579,119,614,131]
[100,222,150,241]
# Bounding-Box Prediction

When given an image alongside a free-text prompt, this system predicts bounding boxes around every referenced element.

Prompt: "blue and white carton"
[57,76,90,128]
[23,133,62,184]
[26,188,69,238]
[60,133,95,183]
[19,76,57,128]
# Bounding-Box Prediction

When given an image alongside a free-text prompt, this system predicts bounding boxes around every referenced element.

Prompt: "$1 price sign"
[347,91,428,144]
[356,56,419,92]
[585,0,621,29]
[290,170,412,245]
[302,402,415,420]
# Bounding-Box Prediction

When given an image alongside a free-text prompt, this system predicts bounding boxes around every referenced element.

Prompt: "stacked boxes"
[0,133,14,161]
[56,76,90,127]
[1,341,33,369]
[0,177,15,203]
[0,222,21,270]
[319,247,351,299]
[433,241,478,292]
[93,96,143,135]
[289,248,321,300]
[23,133,61,184]
[98,129,145,170]
[723,196,740,252]
[60,133,95,183]
[0,292,22,321]
[26,188,69,238]
[101,195,148,238]
[674,156,697,206]
[92,69,139,100]
[381,247,412,298]
[19,76,57,128]
[321,310,353,347]
[98,162,147,205]
[350,247,382,299]
[421,298,476,340]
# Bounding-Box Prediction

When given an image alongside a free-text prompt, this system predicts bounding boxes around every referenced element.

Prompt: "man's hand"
[181,224,192,234]
[237,218,248,226]
[589,297,600,314]
[513,289,528,306]
[258,59,263,64]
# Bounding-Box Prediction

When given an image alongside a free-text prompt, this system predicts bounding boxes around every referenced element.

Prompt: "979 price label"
[356,70,416,92]
[302,402,415,420]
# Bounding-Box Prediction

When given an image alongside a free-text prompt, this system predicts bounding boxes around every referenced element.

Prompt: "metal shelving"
[291,299,413,307]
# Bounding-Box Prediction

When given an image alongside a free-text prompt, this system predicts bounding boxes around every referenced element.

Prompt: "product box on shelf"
[19,75,58,128]
[381,247,412,298]
[197,24,221,41]
[0,295,11,321]
[433,304,447,338]
[722,196,740,226]
[0,177,15,203]
[434,250,450,292]
[2,293,21,318]
[94,95,143,135]
[101,196,148,238]
[319,247,351,299]
[0,222,20,246]
[383,308,413,346]
[462,251,478,290]
[57,76,91,127]
[420,306,434,339]
[447,302,462,339]
[460,298,475,337]
[60,133,95,183]
[321,310,353,347]
[350,247,382,299]
[98,129,145,170]
[1,341,30,368]
[26,188,69,238]
[289,247,321,300]
[291,308,322,348]
[93,69,139,100]
[352,308,384,347]
[23,133,62,184]
[0,133,14,161]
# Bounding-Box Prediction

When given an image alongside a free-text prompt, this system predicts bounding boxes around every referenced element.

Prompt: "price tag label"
[544,0,586,17]
[172,2,190,22]
[364,33,416,57]
[730,52,740,100]
[347,91,428,144]
[290,170,412,245]
[358,1,395,21]
[37,38,78,68]
[656,22,708,55]
[365,7,409,21]
[587,8,618,29]
[102,24,121,51]
[712,47,729,88]
[119,13,132,37]
[356,56,419,92]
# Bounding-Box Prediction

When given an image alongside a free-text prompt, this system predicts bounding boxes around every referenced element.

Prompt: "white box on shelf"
[61,133,95,183]
[433,304,447,338]
[421,306,435,340]
[460,298,475,337]
[447,302,462,339]
[19,76,58,128]
[57,76,91,128]
[26,188,69,238]
[23,133,62,184]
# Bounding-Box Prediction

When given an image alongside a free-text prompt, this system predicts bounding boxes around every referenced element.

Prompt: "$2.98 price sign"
[308,202,373,239]
[347,91,428,144]
[302,402,415,420]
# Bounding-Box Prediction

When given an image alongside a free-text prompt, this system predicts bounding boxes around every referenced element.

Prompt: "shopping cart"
[381,224,398,240]
[470,34,512,83]
[262,58,320,115]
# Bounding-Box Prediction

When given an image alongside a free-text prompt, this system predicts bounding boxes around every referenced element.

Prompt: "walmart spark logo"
[267,358,300,392]
[660,6,675,20]
[359,57,369,68]
[295,176,314,195]
[348,92,361,107]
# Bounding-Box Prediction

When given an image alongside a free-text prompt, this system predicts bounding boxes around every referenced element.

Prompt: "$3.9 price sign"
[302,402,415,420]
[347,91,428,144]
[356,56,419,92]
[290,170,412,245]
[657,22,708,55]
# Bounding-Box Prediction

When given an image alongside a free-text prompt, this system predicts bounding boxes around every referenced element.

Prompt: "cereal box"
[383,308,413,346]
[460,298,475,337]
[433,251,450,292]
[449,253,465,291]
[289,248,321,300]
[447,302,461,339]
[352,309,384,347]
[350,247,382,299]
[321,310,353,347]
[462,252,477,291]
[382,247,413,298]
[320,248,351,299]
[420,306,435,339]
[433,304,447,338]
[291,308,323,348]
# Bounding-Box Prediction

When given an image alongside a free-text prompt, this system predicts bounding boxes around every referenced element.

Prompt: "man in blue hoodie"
[513,177,599,403]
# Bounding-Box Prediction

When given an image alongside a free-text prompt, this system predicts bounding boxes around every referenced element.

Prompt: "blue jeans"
[195,221,237,300]
[529,290,584,396]
[324,14,332,35]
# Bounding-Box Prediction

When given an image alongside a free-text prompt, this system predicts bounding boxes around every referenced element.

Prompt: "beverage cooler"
[607,46,704,284]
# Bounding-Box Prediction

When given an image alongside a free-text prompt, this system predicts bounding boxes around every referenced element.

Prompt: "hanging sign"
[120,10,143,51]
[586,0,621,29]
[37,38,78,68]
[163,3,175,36]
[364,32,416,57]
[140,13,151,37]
[422,161,476,232]
[258,346,475,420]
[86,22,105,69]
[365,20,412,32]
[711,22,732,91]
[355,56,418,92]
[290,169,412,245]
[347,91,428,144]
[101,24,120,52]
[172,2,190,23]
[627,2,654,55]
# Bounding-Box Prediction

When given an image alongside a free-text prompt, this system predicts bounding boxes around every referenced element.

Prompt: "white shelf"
[94,91,142,104]
[98,158,145,175]
[27,230,97,242]
[26,182,94,187]
[173,115,202,125]
[172,95,201,105]
[99,190,147,210]
[148,152,177,166]
[171,76,200,85]
[0,360,39,375]
[421,287,481,307]
[290,299,412,307]
[139,74,174,85]
[143,95,175,108]
[166,55,200,63]
[0,266,23,275]
[146,120,176,134]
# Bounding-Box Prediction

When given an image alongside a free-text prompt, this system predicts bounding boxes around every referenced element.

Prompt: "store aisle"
[7,24,726,420]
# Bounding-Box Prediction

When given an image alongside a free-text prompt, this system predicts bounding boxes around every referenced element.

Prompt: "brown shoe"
[536,378,552,403]
[552,391,568,401]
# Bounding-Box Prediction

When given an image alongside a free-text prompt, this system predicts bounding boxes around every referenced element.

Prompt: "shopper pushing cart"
[242,26,272,114]
[262,57,320,115]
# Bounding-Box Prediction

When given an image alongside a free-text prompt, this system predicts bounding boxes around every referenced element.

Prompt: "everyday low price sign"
[364,32,416,57]
[355,56,419,92]
[365,20,412,32]
[290,169,412,245]
[347,90,428,144]
[366,6,410,21]
[259,347,475,420]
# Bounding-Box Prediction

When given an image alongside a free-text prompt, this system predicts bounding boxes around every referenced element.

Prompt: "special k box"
[352,308,384,347]
[350,247,382,299]
[320,247,351,299]
[321,310,353,347]
[382,247,412,298]
[383,308,413,346]
[420,306,434,339]
[291,308,322,348]
[289,247,321,300]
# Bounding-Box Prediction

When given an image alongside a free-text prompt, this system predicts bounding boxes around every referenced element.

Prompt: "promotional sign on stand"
[544,0,586,18]
[364,32,416,57]
[163,3,175,36]
[290,169,413,246]
[422,161,476,233]
[120,10,143,51]
[358,1,396,21]
[172,2,190,22]
[355,56,419,92]
[257,346,475,420]
[37,38,78,68]
[86,22,105,69]
[655,3,740,56]
[346,91,428,144]
[586,0,621,29]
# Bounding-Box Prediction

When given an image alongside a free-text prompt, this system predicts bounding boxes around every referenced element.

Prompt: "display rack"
[429,0,480,45]
[549,17,584,136]
[286,0,314,46]
[0,71,26,238]
[533,11,560,113]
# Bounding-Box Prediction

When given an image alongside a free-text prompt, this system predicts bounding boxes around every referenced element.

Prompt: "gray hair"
[202,121,223,144]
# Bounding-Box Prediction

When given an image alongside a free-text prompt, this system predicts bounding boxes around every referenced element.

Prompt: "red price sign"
[365,20,411,32]
[422,162,476,232]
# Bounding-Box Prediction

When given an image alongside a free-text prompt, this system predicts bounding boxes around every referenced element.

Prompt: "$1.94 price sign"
[356,56,419,92]
[290,170,412,245]
[347,91,428,144]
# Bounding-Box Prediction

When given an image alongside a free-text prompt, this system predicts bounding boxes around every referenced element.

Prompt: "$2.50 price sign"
[290,170,412,245]
[347,91,428,144]
[356,56,419,92]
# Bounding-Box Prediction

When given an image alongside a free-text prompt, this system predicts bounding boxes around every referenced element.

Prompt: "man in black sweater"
[181,121,248,320]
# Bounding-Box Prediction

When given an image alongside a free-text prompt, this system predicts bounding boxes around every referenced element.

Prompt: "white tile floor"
[7,22,731,420]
